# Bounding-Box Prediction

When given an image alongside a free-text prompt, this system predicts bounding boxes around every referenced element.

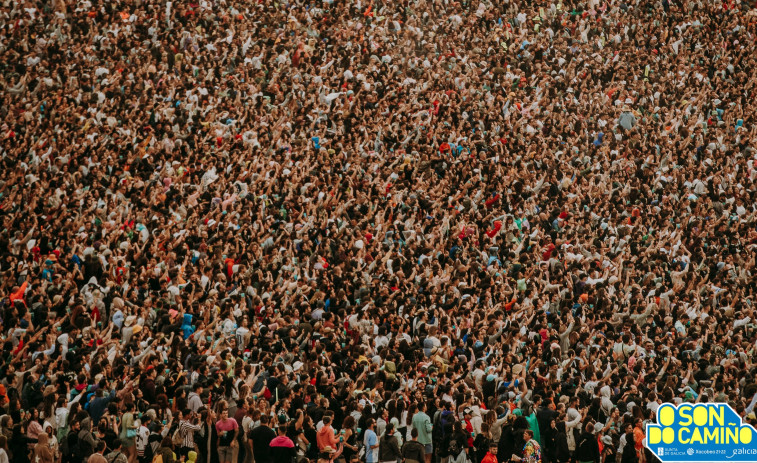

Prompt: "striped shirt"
[179,420,202,449]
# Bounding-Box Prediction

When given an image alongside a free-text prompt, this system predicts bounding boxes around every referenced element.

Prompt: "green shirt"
[411,412,433,445]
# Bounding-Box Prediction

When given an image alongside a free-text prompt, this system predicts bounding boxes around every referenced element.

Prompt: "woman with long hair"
[119,402,138,463]
[158,436,177,463]
[442,421,469,463]
[26,408,44,452]
[472,422,492,463]
[404,403,417,443]
[340,415,359,463]
[11,421,35,463]
[155,394,174,426]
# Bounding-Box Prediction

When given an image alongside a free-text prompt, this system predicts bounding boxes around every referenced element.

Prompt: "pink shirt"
[216,418,239,433]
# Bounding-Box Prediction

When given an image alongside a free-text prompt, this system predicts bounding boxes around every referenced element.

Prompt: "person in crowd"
[1,1,757,463]
[402,428,426,463]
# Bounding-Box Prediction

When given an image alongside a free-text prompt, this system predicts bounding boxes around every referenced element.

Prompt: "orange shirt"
[316,425,339,452]
[10,281,28,305]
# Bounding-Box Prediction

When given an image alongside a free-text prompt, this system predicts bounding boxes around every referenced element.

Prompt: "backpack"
[448,438,461,457]
[142,434,155,462]
[172,426,184,447]
[107,451,126,463]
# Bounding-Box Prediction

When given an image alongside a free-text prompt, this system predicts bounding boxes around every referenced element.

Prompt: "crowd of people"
[2,0,757,463]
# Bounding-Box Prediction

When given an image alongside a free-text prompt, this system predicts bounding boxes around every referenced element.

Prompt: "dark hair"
[161,437,174,449]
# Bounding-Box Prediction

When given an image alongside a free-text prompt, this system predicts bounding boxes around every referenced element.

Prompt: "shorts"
[218,446,234,461]
[424,444,433,455]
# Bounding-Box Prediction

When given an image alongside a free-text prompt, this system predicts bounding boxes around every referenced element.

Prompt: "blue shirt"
[365,429,378,463]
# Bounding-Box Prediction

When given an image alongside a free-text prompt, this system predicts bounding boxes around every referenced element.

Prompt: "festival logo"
[646,403,757,462]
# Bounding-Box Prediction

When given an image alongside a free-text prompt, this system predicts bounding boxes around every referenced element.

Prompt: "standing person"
[241,405,256,463]
[402,428,426,463]
[364,419,380,463]
[378,422,402,463]
[521,430,541,463]
[317,416,339,452]
[63,420,81,463]
[178,410,203,459]
[87,441,108,463]
[188,384,204,414]
[270,425,296,463]
[249,414,276,463]
[341,416,359,463]
[443,421,469,463]
[548,421,570,463]
[535,400,557,451]
[632,420,646,463]
[33,433,55,463]
[480,443,498,463]
[216,405,239,463]
[136,415,152,463]
[105,439,129,463]
[411,402,433,463]
[78,418,99,461]
[472,423,493,463]
[119,403,138,463]
[198,409,219,463]
[618,424,638,463]
[575,422,600,463]
[157,437,176,463]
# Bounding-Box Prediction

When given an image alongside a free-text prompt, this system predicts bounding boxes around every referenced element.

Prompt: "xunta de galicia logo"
[646,403,757,461]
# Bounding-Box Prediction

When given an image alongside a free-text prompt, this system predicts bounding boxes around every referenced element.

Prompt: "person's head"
[343,416,355,430]
[523,429,534,442]
[411,428,419,441]
[161,436,174,450]
[95,440,106,454]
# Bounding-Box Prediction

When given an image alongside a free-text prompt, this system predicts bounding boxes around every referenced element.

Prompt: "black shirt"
[250,425,277,463]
